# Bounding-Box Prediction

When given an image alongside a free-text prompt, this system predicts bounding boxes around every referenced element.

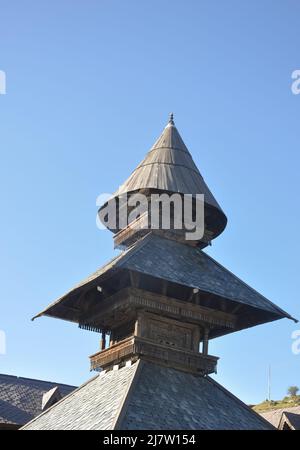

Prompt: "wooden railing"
[90,336,218,375]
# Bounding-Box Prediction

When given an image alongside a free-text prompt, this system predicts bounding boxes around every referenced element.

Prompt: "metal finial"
[169,112,174,125]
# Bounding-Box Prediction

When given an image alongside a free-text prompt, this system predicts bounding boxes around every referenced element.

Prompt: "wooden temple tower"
[23,115,296,430]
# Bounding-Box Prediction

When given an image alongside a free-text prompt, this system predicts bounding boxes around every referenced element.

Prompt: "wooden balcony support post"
[100,331,106,350]
[203,327,209,355]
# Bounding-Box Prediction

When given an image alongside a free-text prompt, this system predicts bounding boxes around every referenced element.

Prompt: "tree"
[287,386,299,397]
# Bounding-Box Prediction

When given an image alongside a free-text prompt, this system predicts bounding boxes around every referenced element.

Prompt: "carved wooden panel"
[137,312,200,352]
[148,320,192,349]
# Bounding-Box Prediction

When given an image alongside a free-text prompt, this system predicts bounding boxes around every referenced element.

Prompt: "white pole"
[268,364,271,401]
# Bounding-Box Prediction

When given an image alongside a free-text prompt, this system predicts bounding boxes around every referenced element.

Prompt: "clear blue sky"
[0,0,299,405]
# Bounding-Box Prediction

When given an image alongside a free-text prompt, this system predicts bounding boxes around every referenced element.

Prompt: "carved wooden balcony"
[90,335,218,376]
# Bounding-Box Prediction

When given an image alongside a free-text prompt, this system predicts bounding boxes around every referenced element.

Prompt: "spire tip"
[168,112,174,125]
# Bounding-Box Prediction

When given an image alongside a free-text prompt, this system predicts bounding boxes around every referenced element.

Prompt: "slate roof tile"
[22,361,273,430]
[0,374,75,426]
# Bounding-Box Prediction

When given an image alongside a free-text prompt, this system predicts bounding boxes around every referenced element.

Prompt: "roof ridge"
[206,376,275,428]
[112,360,141,430]
[31,250,128,320]
[202,249,297,322]
[122,234,272,307]
[0,373,76,388]
[32,235,153,321]
[115,231,153,267]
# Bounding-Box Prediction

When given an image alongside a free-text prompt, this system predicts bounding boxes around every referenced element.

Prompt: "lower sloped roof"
[282,411,300,430]
[260,405,300,429]
[21,360,273,430]
[0,374,75,427]
[117,361,273,430]
[21,363,138,430]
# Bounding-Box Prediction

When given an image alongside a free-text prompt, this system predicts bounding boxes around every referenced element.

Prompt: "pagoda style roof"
[21,360,274,430]
[32,234,296,336]
[0,373,75,429]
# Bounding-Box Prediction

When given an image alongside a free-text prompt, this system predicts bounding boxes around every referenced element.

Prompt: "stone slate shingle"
[118,361,273,430]
[0,374,75,427]
[21,363,138,430]
[22,361,273,430]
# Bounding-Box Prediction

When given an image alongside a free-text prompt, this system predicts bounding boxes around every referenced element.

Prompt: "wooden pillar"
[109,330,115,347]
[203,327,209,355]
[100,331,106,350]
[134,313,142,337]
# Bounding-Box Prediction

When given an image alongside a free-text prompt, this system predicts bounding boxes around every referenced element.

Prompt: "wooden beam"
[81,287,237,331]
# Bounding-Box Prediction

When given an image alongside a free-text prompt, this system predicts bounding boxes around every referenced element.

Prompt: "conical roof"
[115,114,223,211]
[108,114,227,242]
